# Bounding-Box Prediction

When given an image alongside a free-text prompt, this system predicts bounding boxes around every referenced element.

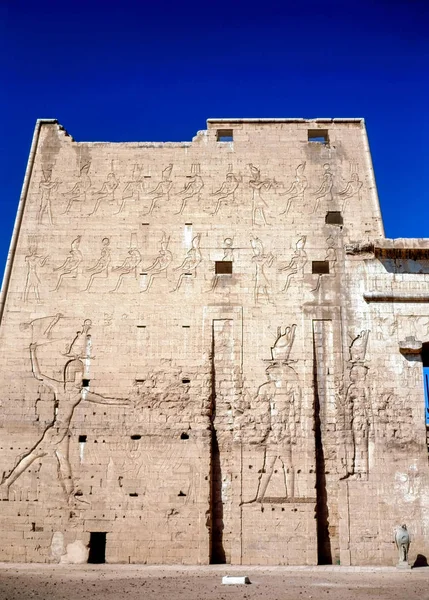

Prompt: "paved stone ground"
[0,564,428,600]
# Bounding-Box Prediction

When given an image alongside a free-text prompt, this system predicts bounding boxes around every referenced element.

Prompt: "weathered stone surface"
[0,118,428,566]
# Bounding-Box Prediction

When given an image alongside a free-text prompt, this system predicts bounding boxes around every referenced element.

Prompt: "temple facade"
[0,118,428,565]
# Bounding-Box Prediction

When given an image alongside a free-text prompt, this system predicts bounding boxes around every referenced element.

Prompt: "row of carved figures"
[0,315,373,505]
[36,161,363,225]
[23,232,338,303]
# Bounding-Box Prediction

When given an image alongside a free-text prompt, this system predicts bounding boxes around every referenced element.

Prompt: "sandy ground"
[0,564,428,600]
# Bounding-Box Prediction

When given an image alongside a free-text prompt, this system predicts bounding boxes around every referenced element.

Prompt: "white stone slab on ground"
[222,576,250,585]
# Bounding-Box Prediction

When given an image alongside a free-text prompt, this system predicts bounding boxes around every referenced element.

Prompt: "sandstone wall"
[0,119,427,565]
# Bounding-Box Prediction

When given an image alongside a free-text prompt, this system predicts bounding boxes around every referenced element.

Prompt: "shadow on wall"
[378,259,429,274]
[412,554,428,569]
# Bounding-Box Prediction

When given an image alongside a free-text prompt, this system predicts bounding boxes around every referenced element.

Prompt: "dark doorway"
[210,432,226,564]
[88,532,106,563]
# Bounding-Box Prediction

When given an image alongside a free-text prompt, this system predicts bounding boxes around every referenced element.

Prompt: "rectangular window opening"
[308,129,329,144]
[215,261,233,275]
[82,379,90,387]
[325,211,343,225]
[216,129,233,142]
[312,261,330,275]
[78,435,87,443]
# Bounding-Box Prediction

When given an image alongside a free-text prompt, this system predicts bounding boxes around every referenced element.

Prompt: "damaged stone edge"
[364,292,429,303]
[207,118,365,123]
[0,119,61,323]
[346,239,429,259]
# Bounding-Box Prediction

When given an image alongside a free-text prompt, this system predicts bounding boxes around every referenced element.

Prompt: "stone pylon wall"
[0,118,428,565]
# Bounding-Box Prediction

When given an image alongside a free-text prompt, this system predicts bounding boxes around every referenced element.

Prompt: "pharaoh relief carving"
[144,164,173,215]
[207,237,235,292]
[242,324,301,502]
[110,234,142,293]
[248,164,280,226]
[23,236,49,303]
[52,236,83,292]
[311,235,338,293]
[312,164,333,213]
[341,329,372,479]
[250,236,275,305]
[38,170,60,225]
[62,163,91,214]
[171,234,202,292]
[279,163,307,215]
[209,165,240,215]
[83,238,111,291]
[89,168,119,216]
[338,163,363,211]
[116,164,145,214]
[278,236,307,293]
[0,318,130,503]
[175,164,204,215]
[140,233,172,292]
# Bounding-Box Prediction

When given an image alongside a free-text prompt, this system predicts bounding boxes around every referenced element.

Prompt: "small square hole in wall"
[312,261,330,274]
[325,211,343,225]
[215,261,233,275]
[308,129,329,144]
[216,129,233,142]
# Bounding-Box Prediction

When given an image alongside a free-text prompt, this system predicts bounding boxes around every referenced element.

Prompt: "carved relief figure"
[339,164,363,211]
[171,234,202,292]
[110,236,142,292]
[349,329,370,363]
[23,237,48,303]
[311,235,337,292]
[65,318,92,358]
[241,328,300,502]
[38,171,60,225]
[207,237,235,292]
[209,166,240,215]
[52,236,83,292]
[90,171,119,215]
[271,324,297,361]
[19,313,63,343]
[344,364,373,477]
[312,164,333,213]
[116,164,145,214]
[325,236,338,275]
[144,164,173,215]
[0,324,130,503]
[251,236,274,305]
[175,164,204,215]
[140,233,172,292]
[279,163,307,215]
[252,362,301,501]
[278,236,307,293]
[84,238,111,291]
[62,163,91,214]
[249,164,279,225]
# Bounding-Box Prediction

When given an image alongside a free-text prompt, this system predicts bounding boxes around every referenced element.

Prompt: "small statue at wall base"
[394,524,411,569]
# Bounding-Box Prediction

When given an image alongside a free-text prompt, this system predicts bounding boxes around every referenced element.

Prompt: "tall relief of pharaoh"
[339,329,373,479]
[239,324,302,503]
[0,316,130,504]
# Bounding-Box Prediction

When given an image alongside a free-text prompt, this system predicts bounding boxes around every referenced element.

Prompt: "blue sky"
[1,0,428,277]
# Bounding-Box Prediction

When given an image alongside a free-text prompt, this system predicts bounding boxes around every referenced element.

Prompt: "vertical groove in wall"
[209,321,226,564]
[313,320,332,565]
